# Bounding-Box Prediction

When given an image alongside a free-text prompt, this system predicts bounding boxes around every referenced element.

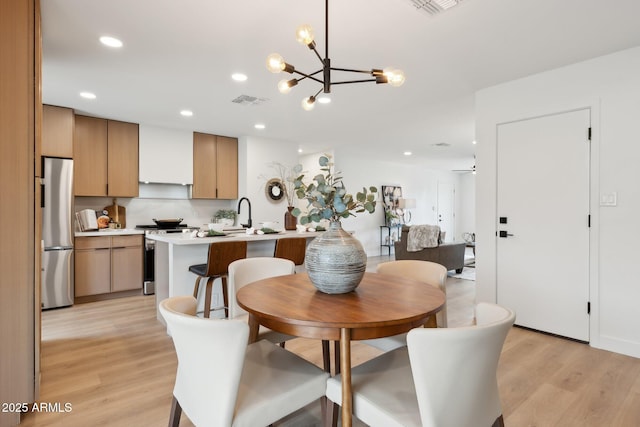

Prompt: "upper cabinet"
[138,125,193,185]
[42,105,74,158]
[74,115,139,197]
[107,120,139,196]
[192,132,238,199]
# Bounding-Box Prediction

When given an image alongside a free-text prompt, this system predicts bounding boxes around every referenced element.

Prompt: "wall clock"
[265,178,285,201]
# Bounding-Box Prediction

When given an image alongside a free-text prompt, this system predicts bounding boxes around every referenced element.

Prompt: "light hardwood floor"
[21,257,640,426]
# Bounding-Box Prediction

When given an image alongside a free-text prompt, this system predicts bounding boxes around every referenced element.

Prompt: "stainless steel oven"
[136,224,199,295]
[143,238,155,295]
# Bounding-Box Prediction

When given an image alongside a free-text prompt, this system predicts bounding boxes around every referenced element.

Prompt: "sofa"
[394,226,466,273]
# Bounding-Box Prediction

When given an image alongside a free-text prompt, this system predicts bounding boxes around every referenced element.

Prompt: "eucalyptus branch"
[292,154,377,225]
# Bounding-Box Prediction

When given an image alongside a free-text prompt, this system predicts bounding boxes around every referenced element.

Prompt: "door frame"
[493,104,601,347]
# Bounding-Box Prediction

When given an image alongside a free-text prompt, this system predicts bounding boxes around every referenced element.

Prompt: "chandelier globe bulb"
[295,24,315,46]
[266,53,286,73]
[301,96,316,111]
[278,79,293,94]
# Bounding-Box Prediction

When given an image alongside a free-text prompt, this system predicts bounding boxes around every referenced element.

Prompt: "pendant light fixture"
[266,0,405,110]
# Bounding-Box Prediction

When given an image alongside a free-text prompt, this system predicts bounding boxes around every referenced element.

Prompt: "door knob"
[499,230,514,238]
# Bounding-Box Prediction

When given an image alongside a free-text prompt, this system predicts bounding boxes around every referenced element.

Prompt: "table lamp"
[397,198,416,224]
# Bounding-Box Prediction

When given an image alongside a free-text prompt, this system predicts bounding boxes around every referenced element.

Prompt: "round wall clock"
[266,178,285,201]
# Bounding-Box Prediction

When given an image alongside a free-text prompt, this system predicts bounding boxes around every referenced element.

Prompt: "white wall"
[475,46,640,358]
[237,136,301,228]
[76,131,474,259]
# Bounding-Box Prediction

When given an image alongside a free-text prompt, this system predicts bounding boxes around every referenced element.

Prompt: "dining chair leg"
[204,277,214,318]
[168,396,182,427]
[492,415,505,427]
[322,340,331,373]
[333,341,341,375]
[221,276,229,318]
[330,401,339,427]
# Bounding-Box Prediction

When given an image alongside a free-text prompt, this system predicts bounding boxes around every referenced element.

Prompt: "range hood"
[139,125,193,185]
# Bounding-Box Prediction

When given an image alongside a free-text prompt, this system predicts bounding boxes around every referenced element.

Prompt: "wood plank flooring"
[20,257,640,426]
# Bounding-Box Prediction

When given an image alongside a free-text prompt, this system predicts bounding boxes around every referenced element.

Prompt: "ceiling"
[41,0,640,171]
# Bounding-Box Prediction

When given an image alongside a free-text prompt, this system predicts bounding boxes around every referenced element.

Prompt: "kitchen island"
[147,230,322,322]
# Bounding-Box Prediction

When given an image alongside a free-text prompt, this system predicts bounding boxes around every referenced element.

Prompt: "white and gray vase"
[305,220,367,294]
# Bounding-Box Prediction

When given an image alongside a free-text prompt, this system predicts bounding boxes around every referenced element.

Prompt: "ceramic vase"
[284,206,297,230]
[305,220,367,294]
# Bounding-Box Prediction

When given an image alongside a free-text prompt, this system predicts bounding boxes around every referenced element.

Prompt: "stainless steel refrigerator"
[42,157,74,309]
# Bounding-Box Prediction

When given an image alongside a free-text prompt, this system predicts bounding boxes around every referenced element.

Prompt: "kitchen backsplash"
[74,196,236,230]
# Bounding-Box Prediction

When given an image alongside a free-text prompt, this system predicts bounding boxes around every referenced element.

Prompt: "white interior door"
[496,109,590,341]
[437,182,455,242]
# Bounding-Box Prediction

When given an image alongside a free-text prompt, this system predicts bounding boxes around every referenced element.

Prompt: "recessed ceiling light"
[254,123,265,130]
[472,140,477,144]
[317,96,331,104]
[180,110,193,117]
[404,151,412,156]
[80,92,96,99]
[99,36,123,48]
[298,148,303,153]
[232,73,248,82]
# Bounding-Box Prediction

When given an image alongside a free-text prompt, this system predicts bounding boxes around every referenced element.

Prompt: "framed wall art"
[381,185,404,226]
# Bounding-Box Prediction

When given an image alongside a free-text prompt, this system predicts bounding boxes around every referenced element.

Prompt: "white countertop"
[75,229,145,237]
[146,229,322,245]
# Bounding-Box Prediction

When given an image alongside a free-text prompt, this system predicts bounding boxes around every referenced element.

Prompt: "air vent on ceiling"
[405,0,464,16]
[432,142,451,147]
[232,95,269,106]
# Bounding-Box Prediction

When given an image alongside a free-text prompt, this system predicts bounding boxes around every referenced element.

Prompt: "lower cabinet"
[75,235,143,300]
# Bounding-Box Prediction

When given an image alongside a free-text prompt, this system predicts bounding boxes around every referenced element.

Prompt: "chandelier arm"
[293,69,324,85]
[330,67,378,75]
[331,79,381,85]
[309,45,324,64]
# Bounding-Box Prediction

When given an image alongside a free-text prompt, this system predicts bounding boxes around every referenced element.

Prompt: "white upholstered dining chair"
[363,260,448,352]
[160,295,329,427]
[326,302,515,427]
[227,257,296,344]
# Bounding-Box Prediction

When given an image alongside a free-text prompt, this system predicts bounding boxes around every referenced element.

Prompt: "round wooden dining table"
[236,272,446,427]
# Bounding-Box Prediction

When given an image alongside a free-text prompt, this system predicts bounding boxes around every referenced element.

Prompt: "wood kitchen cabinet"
[42,105,74,158]
[75,235,143,301]
[74,115,139,197]
[192,132,238,199]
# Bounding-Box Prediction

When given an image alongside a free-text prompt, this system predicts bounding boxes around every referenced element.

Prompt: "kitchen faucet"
[237,197,252,228]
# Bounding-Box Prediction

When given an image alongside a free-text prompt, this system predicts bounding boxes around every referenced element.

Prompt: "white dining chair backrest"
[160,295,247,426]
[228,257,295,318]
[160,294,329,427]
[376,260,448,327]
[406,302,516,427]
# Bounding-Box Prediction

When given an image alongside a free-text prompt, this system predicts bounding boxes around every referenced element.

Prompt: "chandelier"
[266,0,406,111]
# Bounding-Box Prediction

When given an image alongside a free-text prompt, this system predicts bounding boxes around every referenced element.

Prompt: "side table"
[379,224,401,256]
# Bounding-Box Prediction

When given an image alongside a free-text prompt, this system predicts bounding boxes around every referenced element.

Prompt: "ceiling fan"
[453,158,476,174]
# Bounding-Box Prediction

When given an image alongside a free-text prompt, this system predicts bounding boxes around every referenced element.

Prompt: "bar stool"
[273,237,307,266]
[189,240,247,318]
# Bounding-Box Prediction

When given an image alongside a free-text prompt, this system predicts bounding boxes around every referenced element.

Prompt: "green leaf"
[292,207,302,217]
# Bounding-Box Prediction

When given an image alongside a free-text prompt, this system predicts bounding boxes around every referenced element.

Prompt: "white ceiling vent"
[232,95,269,106]
[404,0,464,16]
[432,142,451,147]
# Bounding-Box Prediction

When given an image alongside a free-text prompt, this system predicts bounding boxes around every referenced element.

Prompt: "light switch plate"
[600,192,617,206]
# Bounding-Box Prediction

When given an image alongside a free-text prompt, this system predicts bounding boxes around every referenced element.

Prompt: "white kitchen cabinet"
[138,125,193,184]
